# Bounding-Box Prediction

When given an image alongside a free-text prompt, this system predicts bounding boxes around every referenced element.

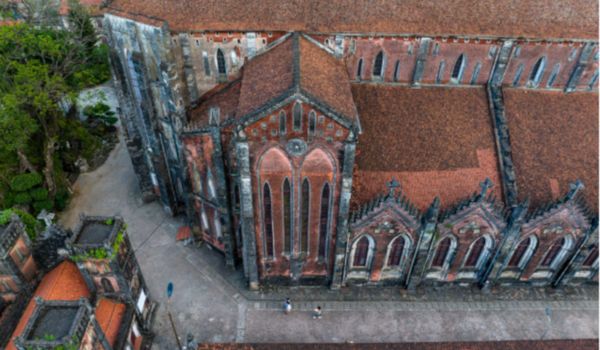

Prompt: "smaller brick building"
[4,215,156,350]
[0,215,37,303]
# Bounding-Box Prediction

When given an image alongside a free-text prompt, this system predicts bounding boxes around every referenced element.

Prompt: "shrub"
[13,192,32,205]
[33,199,54,212]
[30,187,49,201]
[0,209,12,225]
[0,208,41,240]
[9,173,42,192]
[84,102,118,125]
[55,188,70,211]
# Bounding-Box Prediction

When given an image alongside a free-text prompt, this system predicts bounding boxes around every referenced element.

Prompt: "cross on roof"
[387,178,401,197]
[479,178,493,197]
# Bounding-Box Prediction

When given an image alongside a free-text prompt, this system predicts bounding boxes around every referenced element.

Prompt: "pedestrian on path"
[312,306,322,319]
[283,298,292,314]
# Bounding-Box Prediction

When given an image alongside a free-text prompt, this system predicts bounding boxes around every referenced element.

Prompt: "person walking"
[312,306,322,319]
[283,298,292,314]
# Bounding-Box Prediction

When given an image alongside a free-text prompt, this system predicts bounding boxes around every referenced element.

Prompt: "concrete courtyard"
[59,127,599,348]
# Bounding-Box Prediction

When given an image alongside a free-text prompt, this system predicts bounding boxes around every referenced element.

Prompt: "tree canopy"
[0,0,111,213]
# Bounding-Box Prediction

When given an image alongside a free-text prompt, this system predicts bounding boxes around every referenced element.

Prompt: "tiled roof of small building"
[350,84,502,211]
[6,261,90,350]
[107,0,598,40]
[188,34,357,129]
[95,298,127,348]
[504,88,599,213]
[7,260,129,349]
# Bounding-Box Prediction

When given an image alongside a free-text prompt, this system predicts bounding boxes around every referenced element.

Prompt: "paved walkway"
[59,127,599,348]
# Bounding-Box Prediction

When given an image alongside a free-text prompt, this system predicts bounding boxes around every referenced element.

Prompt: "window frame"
[430,235,457,270]
[216,48,227,76]
[372,51,385,78]
[317,182,331,261]
[450,53,467,84]
[293,102,302,132]
[282,178,292,255]
[300,178,310,255]
[262,182,275,260]
[351,235,375,269]
[384,234,411,269]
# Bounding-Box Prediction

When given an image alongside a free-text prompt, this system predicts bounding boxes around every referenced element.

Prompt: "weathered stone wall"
[104,14,189,214]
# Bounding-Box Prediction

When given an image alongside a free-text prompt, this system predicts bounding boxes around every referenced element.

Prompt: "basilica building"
[102,0,598,290]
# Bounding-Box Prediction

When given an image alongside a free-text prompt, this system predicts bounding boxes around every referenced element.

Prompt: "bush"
[54,188,70,211]
[0,209,12,225]
[13,192,32,205]
[84,102,118,125]
[33,199,54,212]
[30,187,49,201]
[0,208,41,240]
[9,173,42,192]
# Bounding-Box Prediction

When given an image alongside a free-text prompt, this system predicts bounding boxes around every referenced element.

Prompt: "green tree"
[0,1,110,211]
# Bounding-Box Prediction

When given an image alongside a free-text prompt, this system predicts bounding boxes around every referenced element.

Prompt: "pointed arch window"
[279,111,286,134]
[283,178,292,254]
[217,49,227,75]
[528,57,546,87]
[263,183,274,259]
[202,51,211,76]
[451,53,466,83]
[541,236,572,269]
[512,63,525,87]
[393,60,400,81]
[387,236,406,267]
[318,183,330,260]
[464,237,487,267]
[470,62,481,85]
[300,178,310,254]
[214,215,222,239]
[432,236,454,268]
[356,58,364,79]
[200,205,209,232]
[435,61,446,84]
[206,169,216,199]
[589,70,599,90]
[508,236,537,269]
[353,236,371,267]
[308,110,316,136]
[293,102,302,131]
[583,245,599,267]
[546,63,560,87]
[373,51,384,77]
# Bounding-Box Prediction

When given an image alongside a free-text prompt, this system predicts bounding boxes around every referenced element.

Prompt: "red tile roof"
[6,261,91,350]
[504,88,598,212]
[299,36,357,120]
[351,84,502,210]
[236,36,295,118]
[189,79,242,127]
[189,34,357,128]
[107,0,598,40]
[95,298,127,348]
